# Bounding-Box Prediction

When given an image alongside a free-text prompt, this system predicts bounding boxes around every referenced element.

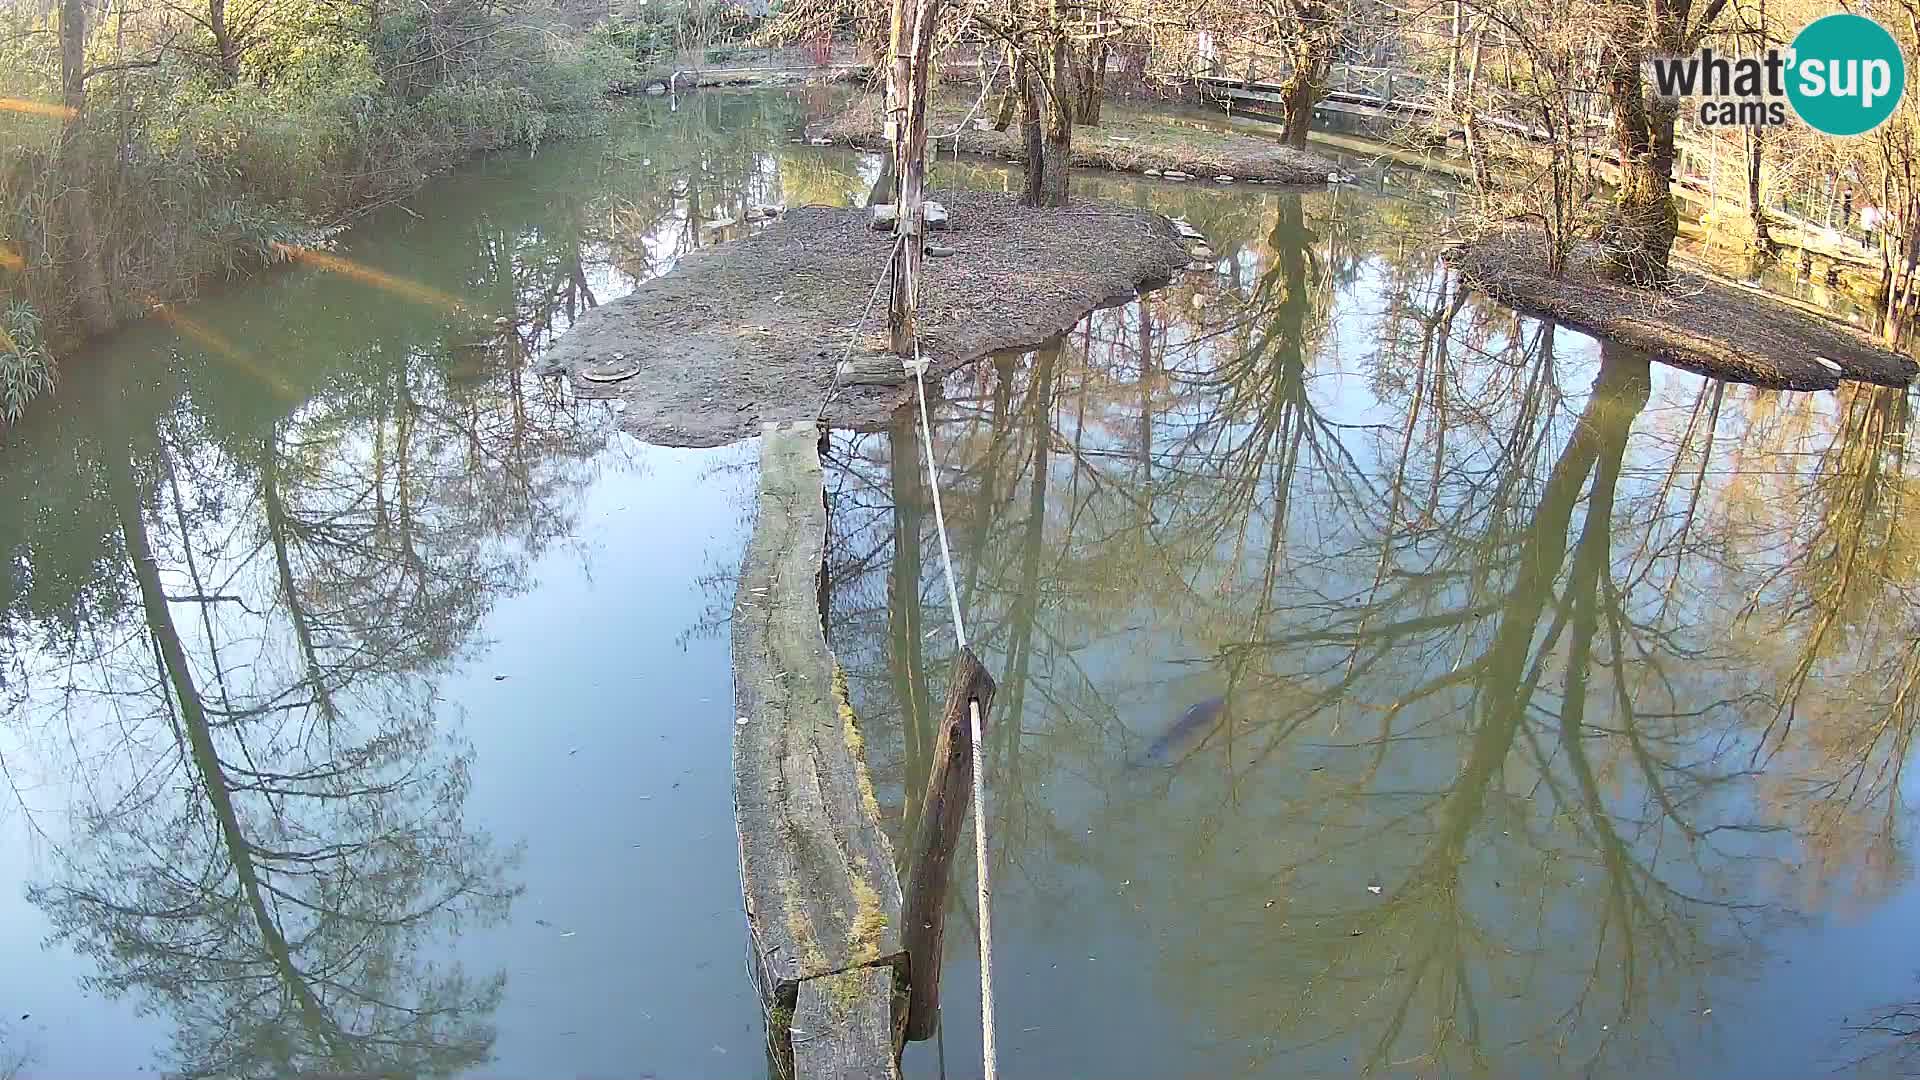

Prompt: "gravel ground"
[540,191,1189,446]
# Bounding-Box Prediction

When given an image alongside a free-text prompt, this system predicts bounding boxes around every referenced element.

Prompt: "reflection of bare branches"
[12,205,625,1074]
[1839,998,1920,1075]
[808,177,1919,1078]
[0,1020,30,1080]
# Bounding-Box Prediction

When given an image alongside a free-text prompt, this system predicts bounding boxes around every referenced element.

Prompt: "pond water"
[3,90,1918,1080]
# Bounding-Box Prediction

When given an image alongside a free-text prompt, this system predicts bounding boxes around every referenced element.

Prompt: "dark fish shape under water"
[1129,695,1227,768]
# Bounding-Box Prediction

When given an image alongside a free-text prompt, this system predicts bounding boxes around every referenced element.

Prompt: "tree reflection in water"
[0,95,807,1074]
[823,186,1920,1076]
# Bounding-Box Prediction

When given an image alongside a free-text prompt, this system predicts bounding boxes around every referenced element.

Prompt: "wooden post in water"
[900,648,996,1041]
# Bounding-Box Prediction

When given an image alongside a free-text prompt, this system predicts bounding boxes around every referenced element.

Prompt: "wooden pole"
[889,0,943,355]
[901,647,996,1042]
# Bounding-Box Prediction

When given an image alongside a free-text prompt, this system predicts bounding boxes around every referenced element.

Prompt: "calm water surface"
[3,91,1918,1079]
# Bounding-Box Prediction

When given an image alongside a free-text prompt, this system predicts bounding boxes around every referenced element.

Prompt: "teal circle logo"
[1787,13,1905,136]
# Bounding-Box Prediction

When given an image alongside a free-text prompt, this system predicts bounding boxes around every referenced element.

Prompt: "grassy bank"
[0,1,663,421]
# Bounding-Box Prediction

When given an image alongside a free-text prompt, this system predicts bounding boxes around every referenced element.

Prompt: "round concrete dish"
[580,360,642,383]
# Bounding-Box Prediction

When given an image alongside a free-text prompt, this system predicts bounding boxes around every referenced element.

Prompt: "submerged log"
[901,649,996,1041]
[732,422,906,1073]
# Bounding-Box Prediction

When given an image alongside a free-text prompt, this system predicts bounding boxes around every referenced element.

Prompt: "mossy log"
[792,968,902,1080]
[733,421,906,1077]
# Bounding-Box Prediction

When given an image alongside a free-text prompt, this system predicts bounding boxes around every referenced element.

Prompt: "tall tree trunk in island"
[59,0,115,335]
[1600,46,1679,284]
[886,0,909,170]
[1032,13,1074,207]
[1279,35,1329,151]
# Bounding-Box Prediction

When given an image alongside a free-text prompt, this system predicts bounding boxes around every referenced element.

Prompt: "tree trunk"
[209,0,240,85]
[1036,22,1073,207]
[1281,69,1318,150]
[1459,21,1491,191]
[886,0,910,166]
[59,0,115,335]
[992,46,1019,130]
[1747,126,1775,255]
[1600,50,1679,285]
[1078,41,1108,125]
[1019,46,1046,206]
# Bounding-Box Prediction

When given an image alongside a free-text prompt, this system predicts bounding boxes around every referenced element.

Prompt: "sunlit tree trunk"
[1601,46,1680,284]
[209,0,240,84]
[1040,34,1074,205]
[1279,45,1328,150]
[1020,9,1073,208]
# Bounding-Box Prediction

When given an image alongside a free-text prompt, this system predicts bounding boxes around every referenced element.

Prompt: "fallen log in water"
[733,421,906,1079]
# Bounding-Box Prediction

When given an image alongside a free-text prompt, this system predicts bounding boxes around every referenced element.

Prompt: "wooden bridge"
[1197,64,1559,142]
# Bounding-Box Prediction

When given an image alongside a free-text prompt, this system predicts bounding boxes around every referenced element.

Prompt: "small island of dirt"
[541,191,1188,446]
[1449,233,1917,391]
[811,95,1341,185]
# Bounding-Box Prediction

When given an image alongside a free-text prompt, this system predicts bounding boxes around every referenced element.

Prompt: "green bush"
[595,14,678,64]
[0,303,53,424]
[0,0,635,398]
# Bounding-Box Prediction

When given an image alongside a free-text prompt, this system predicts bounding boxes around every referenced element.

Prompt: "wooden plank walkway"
[732,420,905,1080]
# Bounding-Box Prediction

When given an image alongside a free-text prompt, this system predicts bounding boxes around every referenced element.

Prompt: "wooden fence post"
[900,647,996,1042]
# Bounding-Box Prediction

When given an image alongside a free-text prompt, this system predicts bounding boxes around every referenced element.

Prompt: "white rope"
[907,343,968,649]
[906,339,997,1080]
